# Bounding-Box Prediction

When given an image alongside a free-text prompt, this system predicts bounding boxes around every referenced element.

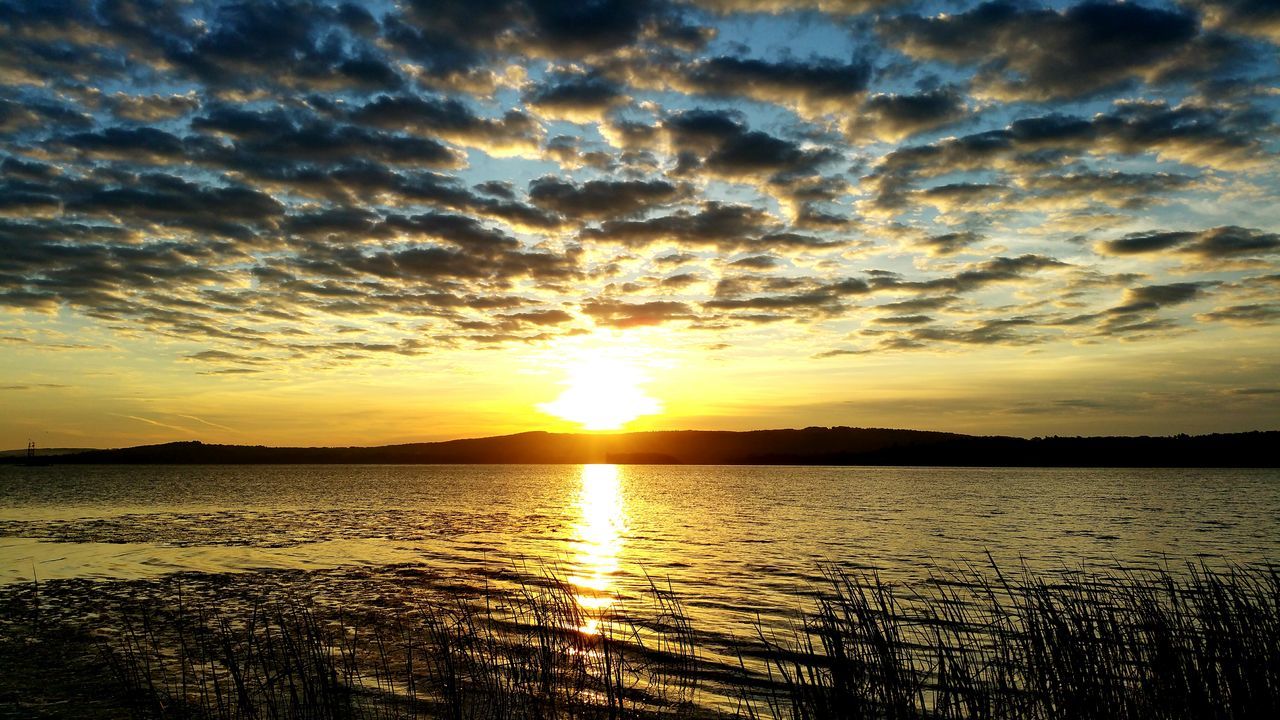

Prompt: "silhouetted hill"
[0,447,94,457]
[2,428,1275,467]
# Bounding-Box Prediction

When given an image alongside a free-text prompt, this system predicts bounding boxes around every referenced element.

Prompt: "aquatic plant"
[96,561,1279,719]
[101,570,701,719]
[748,561,1280,720]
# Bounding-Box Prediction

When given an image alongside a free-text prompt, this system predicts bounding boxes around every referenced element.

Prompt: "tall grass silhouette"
[98,561,1279,719]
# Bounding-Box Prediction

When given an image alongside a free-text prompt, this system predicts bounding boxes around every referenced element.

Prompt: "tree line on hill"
[5,427,1275,467]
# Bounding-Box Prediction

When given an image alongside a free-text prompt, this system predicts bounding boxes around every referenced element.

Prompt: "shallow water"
[2,463,1277,612]
[3,463,1278,713]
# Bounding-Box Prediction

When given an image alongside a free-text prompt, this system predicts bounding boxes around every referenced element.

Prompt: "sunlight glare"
[538,351,662,430]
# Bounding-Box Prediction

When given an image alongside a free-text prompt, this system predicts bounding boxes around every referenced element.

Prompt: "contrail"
[177,414,237,432]
[115,415,197,434]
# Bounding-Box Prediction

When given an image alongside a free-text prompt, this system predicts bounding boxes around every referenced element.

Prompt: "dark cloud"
[1197,303,1280,325]
[846,88,968,142]
[663,109,746,150]
[497,309,575,326]
[1110,282,1210,314]
[580,201,777,248]
[379,213,523,253]
[906,317,1041,346]
[678,56,871,116]
[542,135,617,171]
[870,255,1070,294]
[707,131,840,179]
[164,0,404,90]
[1099,226,1280,259]
[527,177,685,219]
[728,255,780,270]
[697,254,1068,331]
[868,103,1270,211]
[655,252,699,266]
[47,172,285,243]
[1100,230,1197,255]
[580,299,694,328]
[693,1,905,13]
[1225,386,1280,396]
[524,73,630,121]
[1192,0,1280,42]
[871,314,933,325]
[53,127,191,163]
[516,0,688,56]
[659,272,702,288]
[882,1,1237,101]
[351,95,539,152]
[224,119,465,168]
[474,181,517,200]
[873,296,955,313]
[663,109,842,182]
[704,291,843,312]
[1021,171,1196,209]
[383,0,688,98]
[1,98,93,134]
[916,231,983,256]
[1180,226,1280,260]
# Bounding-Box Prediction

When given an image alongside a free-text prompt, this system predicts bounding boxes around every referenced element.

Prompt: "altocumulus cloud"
[0,0,1275,371]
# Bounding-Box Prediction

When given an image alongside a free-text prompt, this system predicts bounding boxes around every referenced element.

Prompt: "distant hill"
[0,447,96,457]
[2,428,1276,467]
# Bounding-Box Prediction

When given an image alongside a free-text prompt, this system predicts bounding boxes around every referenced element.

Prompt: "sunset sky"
[2,0,1278,448]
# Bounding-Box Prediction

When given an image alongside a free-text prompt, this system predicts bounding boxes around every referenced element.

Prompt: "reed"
[100,570,701,719]
[96,561,1279,719]
[749,561,1280,720]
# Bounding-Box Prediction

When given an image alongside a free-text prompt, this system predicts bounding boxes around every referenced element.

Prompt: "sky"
[1,0,1278,448]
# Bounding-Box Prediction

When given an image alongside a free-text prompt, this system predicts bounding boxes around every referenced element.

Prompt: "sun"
[538,351,662,430]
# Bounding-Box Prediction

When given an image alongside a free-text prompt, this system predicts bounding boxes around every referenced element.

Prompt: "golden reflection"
[569,464,626,634]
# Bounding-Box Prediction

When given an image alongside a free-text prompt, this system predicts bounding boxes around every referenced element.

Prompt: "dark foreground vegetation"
[5,561,1277,719]
[9,428,1278,466]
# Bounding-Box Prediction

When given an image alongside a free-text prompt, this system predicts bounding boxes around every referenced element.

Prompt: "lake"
[2,464,1278,714]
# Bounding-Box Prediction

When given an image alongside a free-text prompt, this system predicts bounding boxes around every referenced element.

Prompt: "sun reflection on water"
[569,464,626,634]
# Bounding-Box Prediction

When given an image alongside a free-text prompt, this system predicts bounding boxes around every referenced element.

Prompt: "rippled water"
[2,463,1278,708]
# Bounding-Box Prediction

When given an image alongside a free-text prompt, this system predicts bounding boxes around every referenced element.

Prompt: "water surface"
[2,464,1277,664]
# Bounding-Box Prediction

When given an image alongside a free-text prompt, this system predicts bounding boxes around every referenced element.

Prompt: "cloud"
[916,231,983,256]
[694,0,904,13]
[728,254,780,270]
[881,1,1239,101]
[1192,0,1280,42]
[1180,226,1280,260]
[675,56,872,116]
[905,317,1042,346]
[1110,282,1210,314]
[524,73,631,122]
[1197,303,1280,325]
[871,314,933,325]
[580,299,694,327]
[869,255,1071,295]
[351,95,540,155]
[581,201,782,249]
[107,93,201,122]
[0,0,1274,376]
[1099,226,1280,260]
[1019,171,1196,210]
[527,177,685,218]
[662,109,843,183]
[845,87,969,142]
[866,102,1271,212]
